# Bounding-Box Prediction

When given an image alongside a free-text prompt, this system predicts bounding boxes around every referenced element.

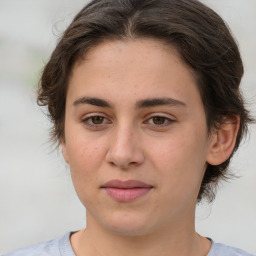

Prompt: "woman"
[5,0,255,255]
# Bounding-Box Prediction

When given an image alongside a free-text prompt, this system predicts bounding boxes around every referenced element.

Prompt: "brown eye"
[82,115,110,127]
[152,116,166,125]
[91,116,104,124]
[145,115,174,127]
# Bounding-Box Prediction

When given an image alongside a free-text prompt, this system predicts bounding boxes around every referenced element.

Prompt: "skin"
[62,38,239,256]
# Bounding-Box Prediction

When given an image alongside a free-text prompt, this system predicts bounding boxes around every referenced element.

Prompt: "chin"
[101,212,155,237]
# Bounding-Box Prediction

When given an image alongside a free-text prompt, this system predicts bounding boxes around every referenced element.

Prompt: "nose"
[106,125,145,169]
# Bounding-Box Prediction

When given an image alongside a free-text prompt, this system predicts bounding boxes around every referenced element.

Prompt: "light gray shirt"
[3,232,255,256]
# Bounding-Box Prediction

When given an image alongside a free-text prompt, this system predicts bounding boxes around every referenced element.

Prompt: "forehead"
[68,38,201,108]
[74,38,193,78]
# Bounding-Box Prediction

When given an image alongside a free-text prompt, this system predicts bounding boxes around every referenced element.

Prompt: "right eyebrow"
[73,97,112,108]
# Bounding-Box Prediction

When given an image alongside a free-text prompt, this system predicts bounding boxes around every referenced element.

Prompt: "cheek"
[65,134,107,190]
[65,125,106,167]
[66,140,104,207]
[150,128,208,193]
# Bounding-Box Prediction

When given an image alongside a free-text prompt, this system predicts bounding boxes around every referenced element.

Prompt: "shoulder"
[208,240,255,256]
[3,232,75,256]
[3,239,59,256]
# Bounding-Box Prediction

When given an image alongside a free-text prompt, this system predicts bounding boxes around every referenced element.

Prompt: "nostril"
[106,139,145,169]
[109,161,116,166]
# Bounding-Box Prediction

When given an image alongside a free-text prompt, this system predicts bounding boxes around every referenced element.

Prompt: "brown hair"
[38,0,254,202]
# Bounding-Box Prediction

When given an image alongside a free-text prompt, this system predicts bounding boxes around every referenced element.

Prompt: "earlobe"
[61,141,69,164]
[206,116,240,166]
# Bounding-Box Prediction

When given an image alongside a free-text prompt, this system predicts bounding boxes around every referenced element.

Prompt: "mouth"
[101,179,153,202]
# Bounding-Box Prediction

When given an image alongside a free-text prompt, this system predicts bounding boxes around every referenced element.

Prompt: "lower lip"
[104,187,152,202]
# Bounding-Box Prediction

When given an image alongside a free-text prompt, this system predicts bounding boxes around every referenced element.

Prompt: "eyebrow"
[73,97,112,108]
[136,97,186,108]
[73,96,186,108]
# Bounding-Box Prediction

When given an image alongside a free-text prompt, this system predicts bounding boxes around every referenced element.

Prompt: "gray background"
[0,0,255,254]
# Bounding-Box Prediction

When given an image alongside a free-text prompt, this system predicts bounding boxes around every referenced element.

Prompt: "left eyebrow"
[136,97,186,109]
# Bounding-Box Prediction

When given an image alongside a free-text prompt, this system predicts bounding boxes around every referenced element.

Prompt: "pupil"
[153,117,165,124]
[92,116,103,124]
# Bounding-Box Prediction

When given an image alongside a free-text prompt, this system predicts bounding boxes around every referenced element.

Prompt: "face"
[62,39,214,236]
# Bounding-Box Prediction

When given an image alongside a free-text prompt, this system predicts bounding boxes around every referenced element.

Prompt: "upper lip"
[101,179,153,189]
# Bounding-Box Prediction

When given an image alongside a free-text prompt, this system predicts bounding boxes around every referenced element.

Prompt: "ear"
[61,140,69,164]
[206,116,240,166]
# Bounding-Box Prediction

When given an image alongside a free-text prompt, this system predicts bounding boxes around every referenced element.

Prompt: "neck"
[71,211,211,256]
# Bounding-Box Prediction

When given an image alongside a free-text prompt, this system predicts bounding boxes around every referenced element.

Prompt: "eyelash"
[81,114,175,129]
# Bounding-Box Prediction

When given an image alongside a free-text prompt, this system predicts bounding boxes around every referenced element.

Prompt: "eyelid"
[82,112,108,118]
[145,112,176,120]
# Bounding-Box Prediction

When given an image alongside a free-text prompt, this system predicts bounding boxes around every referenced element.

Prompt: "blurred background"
[0,0,255,254]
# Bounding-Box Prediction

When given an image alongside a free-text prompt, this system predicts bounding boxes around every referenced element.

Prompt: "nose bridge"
[115,121,134,148]
[106,121,144,169]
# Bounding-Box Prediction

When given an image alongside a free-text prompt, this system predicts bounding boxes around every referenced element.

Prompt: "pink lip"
[101,179,153,202]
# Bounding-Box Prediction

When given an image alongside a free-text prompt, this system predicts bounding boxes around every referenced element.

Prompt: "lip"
[101,179,153,202]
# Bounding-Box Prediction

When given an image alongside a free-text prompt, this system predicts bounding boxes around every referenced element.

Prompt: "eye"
[82,115,111,127]
[151,116,167,125]
[90,116,105,124]
[145,115,174,127]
